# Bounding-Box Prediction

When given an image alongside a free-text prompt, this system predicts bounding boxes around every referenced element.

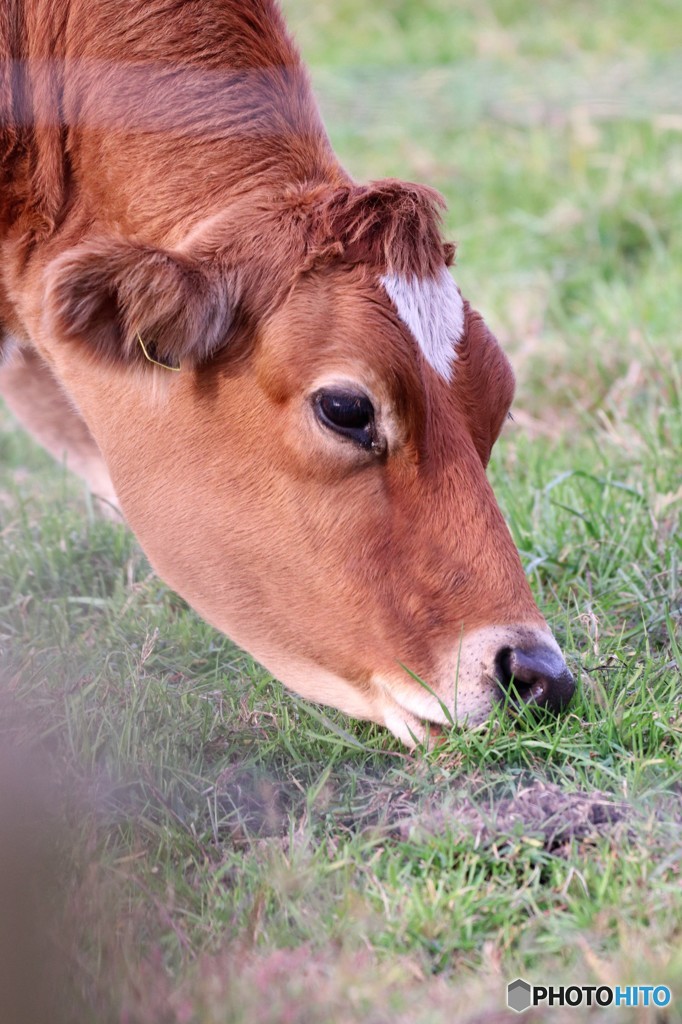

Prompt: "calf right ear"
[44,237,237,369]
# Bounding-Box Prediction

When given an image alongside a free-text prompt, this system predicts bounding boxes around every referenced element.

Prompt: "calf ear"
[44,237,235,368]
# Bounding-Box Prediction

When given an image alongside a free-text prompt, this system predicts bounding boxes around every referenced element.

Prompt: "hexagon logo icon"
[507,978,532,1013]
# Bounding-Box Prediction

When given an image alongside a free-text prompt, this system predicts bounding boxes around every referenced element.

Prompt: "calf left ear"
[44,237,235,368]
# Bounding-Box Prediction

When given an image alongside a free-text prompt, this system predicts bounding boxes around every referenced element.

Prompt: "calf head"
[42,180,574,745]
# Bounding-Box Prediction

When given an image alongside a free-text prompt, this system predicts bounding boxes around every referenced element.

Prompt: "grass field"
[1,1,681,1021]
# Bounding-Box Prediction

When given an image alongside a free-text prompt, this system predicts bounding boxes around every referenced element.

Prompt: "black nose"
[495,645,575,713]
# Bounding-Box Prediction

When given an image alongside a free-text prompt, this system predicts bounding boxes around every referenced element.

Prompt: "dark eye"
[313,389,378,451]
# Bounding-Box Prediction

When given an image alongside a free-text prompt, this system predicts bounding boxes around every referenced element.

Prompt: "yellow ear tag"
[136,332,181,372]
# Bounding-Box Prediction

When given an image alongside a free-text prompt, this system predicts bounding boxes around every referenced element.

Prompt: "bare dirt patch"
[395,780,631,855]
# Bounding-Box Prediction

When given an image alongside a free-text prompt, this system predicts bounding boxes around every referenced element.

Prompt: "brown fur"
[0,0,569,743]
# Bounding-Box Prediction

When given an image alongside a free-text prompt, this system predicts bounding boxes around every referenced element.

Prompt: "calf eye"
[313,389,377,451]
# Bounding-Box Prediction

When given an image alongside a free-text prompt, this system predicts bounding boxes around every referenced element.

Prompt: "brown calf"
[0,0,574,745]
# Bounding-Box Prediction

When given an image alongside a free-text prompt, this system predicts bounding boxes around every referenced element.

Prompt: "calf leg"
[0,347,120,515]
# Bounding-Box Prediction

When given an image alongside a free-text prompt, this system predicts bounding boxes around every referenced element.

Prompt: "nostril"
[494,647,514,689]
[495,647,543,706]
[526,678,549,703]
[494,645,575,713]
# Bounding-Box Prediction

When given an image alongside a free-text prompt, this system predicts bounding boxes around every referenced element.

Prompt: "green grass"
[1,1,681,1021]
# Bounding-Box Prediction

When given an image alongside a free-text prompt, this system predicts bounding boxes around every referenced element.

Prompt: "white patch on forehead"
[380,266,465,381]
